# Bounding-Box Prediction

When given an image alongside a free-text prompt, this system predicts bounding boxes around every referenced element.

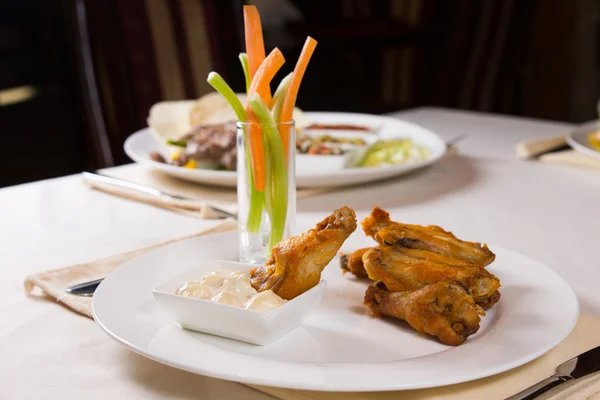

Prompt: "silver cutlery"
[82,171,237,220]
[445,134,467,149]
[506,344,600,399]
[65,278,104,297]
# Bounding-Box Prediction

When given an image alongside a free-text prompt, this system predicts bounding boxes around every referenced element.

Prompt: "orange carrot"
[278,37,317,154]
[244,5,266,192]
[245,48,285,192]
[247,48,285,108]
[243,6,271,104]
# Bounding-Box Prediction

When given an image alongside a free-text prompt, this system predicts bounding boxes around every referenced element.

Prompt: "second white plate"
[93,229,578,392]
[566,120,600,160]
[124,112,447,188]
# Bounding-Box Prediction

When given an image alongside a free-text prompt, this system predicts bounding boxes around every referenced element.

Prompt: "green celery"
[249,94,288,251]
[239,53,251,93]
[271,73,293,122]
[207,71,263,232]
[166,139,188,148]
[207,72,246,121]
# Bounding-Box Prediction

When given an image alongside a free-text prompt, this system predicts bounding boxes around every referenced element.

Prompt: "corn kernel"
[183,159,197,169]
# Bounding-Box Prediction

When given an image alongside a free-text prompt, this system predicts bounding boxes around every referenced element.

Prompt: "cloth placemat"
[23,218,600,399]
[516,136,600,170]
[24,220,238,317]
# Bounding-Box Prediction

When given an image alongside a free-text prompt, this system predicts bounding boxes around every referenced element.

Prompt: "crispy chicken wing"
[362,207,496,266]
[250,206,357,300]
[364,281,484,346]
[340,247,370,278]
[340,243,478,279]
[363,246,501,309]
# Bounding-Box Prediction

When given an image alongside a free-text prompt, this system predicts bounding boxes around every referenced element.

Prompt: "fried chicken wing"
[363,246,501,309]
[340,247,370,278]
[364,281,484,346]
[362,207,496,266]
[250,206,357,300]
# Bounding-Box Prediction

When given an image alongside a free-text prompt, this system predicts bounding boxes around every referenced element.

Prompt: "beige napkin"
[84,166,329,219]
[23,219,600,399]
[516,136,600,170]
[24,220,238,317]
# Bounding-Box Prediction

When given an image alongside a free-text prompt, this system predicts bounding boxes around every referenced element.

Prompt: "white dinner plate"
[93,228,578,392]
[566,120,600,160]
[123,112,446,188]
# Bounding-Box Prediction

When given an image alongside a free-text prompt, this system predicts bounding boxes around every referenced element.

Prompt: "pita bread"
[148,92,313,142]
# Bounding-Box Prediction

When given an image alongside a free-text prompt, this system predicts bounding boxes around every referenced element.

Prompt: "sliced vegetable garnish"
[243,5,270,104]
[359,139,430,167]
[166,139,188,148]
[278,37,318,154]
[239,53,251,93]
[249,93,288,250]
[271,73,293,122]
[207,5,317,251]
[206,72,246,122]
[245,48,286,192]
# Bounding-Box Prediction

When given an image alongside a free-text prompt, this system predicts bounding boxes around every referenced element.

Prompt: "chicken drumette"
[250,206,357,300]
[363,246,501,309]
[364,281,485,346]
[362,207,496,266]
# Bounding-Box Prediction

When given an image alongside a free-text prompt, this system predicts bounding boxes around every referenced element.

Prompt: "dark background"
[1,0,599,187]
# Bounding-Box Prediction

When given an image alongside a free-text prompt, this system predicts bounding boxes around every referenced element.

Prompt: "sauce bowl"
[152,260,327,345]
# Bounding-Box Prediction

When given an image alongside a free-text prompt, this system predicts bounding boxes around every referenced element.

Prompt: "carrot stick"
[243,6,271,105]
[245,48,285,192]
[278,37,317,155]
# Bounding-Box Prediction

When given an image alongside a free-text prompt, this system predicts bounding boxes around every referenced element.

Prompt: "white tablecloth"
[1,107,599,399]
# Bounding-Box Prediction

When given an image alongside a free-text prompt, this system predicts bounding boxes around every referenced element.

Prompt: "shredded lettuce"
[359,139,429,167]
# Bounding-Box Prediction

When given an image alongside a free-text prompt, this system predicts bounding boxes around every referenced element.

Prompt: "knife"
[82,171,237,220]
[65,278,104,297]
[506,345,600,399]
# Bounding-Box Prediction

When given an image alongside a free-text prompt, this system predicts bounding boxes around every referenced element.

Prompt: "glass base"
[238,230,270,264]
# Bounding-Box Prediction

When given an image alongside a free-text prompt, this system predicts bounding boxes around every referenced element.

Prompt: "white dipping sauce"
[175,269,287,312]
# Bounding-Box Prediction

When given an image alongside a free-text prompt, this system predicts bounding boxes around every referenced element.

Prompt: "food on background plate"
[305,123,374,131]
[589,130,600,151]
[147,95,309,171]
[148,92,311,147]
[153,122,238,171]
[175,269,287,312]
[250,206,357,300]
[359,138,430,167]
[296,134,368,155]
[340,206,501,345]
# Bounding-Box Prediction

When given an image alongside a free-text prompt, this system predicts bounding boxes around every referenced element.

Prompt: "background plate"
[124,112,446,188]
[566,120,600,160]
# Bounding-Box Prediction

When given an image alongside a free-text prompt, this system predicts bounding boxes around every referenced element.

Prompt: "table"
[1,107,598,399]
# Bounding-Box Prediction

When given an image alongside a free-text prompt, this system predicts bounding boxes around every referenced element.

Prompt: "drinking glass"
[236,121,296,264]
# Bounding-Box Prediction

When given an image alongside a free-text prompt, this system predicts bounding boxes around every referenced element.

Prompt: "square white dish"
[152,260,327,346]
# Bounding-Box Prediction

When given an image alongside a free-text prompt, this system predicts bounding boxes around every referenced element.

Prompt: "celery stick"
[207,71,263,232]
[207,72,246,122]
[271,73,293,122]
[245,137,263,233]
[239,53,251,93]
[249,94,288,251]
